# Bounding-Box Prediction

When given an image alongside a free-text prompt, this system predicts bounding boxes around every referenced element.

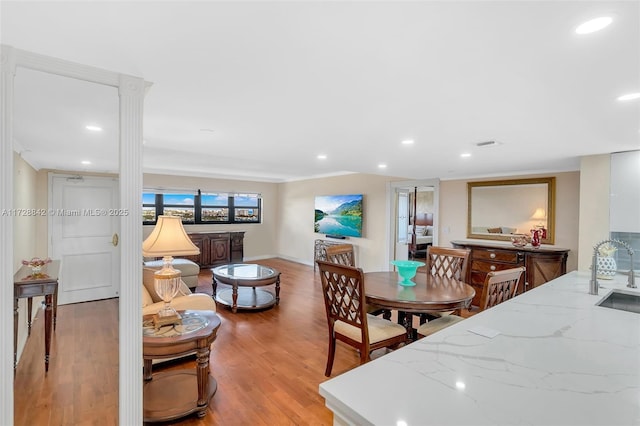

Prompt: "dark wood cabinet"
[185,232,245,268]
[451,240,568,307]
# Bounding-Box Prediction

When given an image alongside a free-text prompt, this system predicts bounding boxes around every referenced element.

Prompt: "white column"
[118,74,146,425]
[0,44,16,426]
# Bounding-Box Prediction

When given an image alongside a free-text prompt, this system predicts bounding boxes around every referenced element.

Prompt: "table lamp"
[530,208,547,239]
[142,215,200,326]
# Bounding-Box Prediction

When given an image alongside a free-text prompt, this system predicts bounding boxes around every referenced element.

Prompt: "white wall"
[439,171,581,272]
[277,173,405,272]
[13,153,41,362]
[578,155,611,270]
[142,173,280,260]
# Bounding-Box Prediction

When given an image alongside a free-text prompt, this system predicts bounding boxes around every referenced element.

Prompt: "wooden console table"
[451,240,569,307]
[143,310,221,422]
[14,260,60,373]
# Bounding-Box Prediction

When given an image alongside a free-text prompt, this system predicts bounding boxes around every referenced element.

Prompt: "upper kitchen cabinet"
[610,150,640,233]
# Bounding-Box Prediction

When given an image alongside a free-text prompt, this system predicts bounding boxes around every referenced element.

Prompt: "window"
[142,190,261,225]
[200,193,229,223]
[163,193,195,223]
[233,193,261,223]
[142,192,157,224]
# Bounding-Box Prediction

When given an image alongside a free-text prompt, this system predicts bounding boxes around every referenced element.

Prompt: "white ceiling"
[3,1,639,182]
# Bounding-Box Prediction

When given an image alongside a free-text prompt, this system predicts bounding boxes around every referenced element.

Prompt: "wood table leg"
[14,297,18,373]
[398,311,415,340]
[195,345,211,417]
[143,359,153,381]
[27,297,33,336]
[44,294,53,373]
[53,284,58,330]
[232,282,238,313]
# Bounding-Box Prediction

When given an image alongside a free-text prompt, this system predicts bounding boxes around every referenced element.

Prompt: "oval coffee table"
[212,263,281,313]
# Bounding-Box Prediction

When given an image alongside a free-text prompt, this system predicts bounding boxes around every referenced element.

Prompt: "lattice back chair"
[325,244,390,319]
[479,267,525,311]
[325,244,356,267]
[316,260,407,377]
[417,266,526,339]
[419,246,471,322]
[426,246,471,280]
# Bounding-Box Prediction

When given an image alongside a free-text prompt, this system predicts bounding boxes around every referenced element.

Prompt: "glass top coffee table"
[211,263,281,313]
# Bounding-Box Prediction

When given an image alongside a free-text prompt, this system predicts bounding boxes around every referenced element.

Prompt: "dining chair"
[418,246,471,322]
[425,246,471,280]
[325,244,390,319]
[316,260,408,376]
[416,266,525,338]
[325,244,356,267]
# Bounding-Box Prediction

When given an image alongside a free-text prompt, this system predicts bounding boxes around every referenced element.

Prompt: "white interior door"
[50,174,120,305]
[395,191,409,260]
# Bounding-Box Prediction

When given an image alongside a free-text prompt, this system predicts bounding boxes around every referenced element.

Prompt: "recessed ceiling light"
[401,139,414,145]
[317,154,327,160]
[378,163,387,169]
[575,16,612,34]
[617,92,640,101]
[460,153,472,158]
[85,125,102,132]
[81,160,91,165]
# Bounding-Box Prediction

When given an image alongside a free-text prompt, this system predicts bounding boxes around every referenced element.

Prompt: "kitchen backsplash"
[610,231,640,273]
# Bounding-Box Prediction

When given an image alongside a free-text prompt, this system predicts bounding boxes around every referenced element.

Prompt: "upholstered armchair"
[142,267,216,316]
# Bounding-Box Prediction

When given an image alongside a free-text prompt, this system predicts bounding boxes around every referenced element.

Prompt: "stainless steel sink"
[596,290,640,314]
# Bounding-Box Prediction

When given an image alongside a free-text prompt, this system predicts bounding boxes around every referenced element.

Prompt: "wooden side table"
[14,260,60,373]
[143,310,221,422]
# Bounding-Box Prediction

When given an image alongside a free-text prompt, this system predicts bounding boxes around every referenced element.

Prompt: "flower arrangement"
[597,243,617,258]
[22,257,52,268]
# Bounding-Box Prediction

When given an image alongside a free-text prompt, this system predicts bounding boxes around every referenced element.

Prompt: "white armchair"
[142,267,216,316]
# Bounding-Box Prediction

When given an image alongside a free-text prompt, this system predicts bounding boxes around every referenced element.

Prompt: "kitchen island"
[319,271,640,425]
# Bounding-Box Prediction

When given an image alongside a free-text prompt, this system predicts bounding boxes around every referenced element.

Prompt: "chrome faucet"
[590,239,636,295]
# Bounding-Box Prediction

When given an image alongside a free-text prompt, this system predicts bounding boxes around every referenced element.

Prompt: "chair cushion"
[141,285,154,308]
[417,314,464,337]
[143,267,191,303]
[144,258,200,275]
[335,314,406,344]
[142,293,216,316]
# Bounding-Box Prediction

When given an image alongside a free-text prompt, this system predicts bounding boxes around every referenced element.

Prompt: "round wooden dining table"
[364,271,476,339]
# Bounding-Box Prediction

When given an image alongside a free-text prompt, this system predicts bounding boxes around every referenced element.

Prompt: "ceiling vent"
[476,140,499,147]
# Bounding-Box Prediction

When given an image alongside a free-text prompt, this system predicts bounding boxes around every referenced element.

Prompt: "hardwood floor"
[14,258,384,425]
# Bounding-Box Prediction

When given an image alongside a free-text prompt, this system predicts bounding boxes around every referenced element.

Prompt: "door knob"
[112,233,119,247]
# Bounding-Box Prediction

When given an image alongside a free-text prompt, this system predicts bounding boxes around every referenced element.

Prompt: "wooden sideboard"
[184,232,245,268]
[451,240,569,307]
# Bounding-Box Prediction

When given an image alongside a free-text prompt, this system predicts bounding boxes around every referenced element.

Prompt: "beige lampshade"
[142,215,200,257]
[530,208,547,221]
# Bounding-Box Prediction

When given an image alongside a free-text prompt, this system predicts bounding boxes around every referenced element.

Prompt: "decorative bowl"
[391,260,425,286]
[510,234,528,248]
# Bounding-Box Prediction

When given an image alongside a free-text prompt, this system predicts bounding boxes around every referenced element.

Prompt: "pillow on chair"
[142,267,191,303]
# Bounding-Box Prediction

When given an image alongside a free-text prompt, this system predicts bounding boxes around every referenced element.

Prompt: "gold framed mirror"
[467,177,556,244]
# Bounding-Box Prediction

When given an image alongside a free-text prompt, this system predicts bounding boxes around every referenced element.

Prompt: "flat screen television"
[314,194,363,238]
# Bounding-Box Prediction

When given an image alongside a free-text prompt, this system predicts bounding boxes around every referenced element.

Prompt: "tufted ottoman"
[143,258,201,290]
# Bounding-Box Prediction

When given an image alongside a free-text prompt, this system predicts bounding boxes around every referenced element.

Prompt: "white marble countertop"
[319,271,640,426]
